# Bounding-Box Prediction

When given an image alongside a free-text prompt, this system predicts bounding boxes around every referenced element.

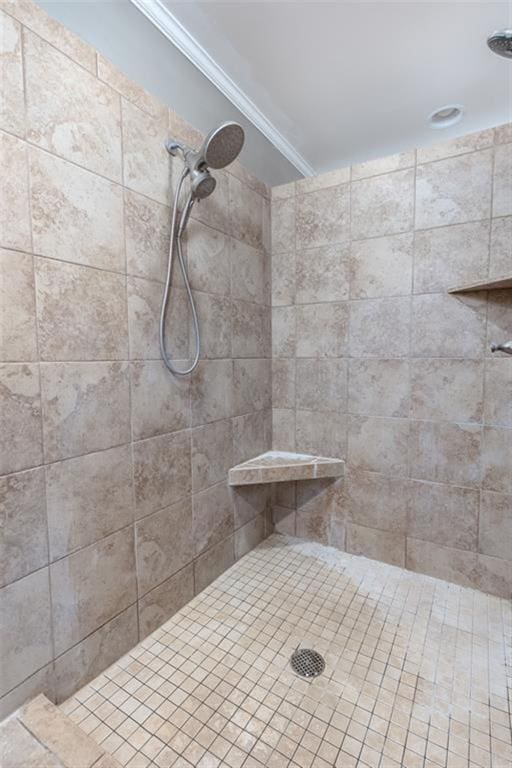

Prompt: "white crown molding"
[129,0,315,177]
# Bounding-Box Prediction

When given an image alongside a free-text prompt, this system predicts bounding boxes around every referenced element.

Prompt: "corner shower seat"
[228,450,345,486]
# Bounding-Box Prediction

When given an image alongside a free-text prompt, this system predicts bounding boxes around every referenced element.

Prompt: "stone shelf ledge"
[228,450,345,486]
[448,274,512,293]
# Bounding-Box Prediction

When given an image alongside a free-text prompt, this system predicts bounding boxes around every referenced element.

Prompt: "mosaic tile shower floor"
[62,535,512,768]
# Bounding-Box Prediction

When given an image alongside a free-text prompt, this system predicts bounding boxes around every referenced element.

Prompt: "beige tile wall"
[271,125,512,599]
[0,0,272,717]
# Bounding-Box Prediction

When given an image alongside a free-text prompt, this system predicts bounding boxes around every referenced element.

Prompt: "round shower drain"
[290,647,325,678]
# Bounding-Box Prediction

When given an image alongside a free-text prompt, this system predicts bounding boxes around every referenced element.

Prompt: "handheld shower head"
[190,168,216,199]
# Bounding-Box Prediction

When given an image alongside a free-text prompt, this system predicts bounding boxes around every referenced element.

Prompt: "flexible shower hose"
[159,168,201,375]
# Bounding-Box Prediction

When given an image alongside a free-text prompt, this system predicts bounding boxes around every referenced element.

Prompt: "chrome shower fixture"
[487,29,512,58]
[491,341,512,355]
[160,122,245,375]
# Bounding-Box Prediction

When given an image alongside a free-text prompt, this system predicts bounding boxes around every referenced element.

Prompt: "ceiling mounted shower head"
[487,29,512,58]
[201,122,245,169]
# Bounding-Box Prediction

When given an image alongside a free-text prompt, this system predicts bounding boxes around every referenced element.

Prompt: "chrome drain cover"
[290,647,325,678]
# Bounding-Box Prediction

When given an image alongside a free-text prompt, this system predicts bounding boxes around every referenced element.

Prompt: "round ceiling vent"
[428,105,464,129]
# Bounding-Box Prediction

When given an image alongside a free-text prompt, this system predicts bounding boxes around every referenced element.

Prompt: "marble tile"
[296,302,349,358]
[411,293,486,357]
[229,174,264,249]
[191,418,232,493]
[0,664,54,722]
[272,306,295,357]
[45,445,134,561]
[410,359,484,423]
[130,360,190,440]
[193,536,234,594]
[271,196,295,254]
[35,257,128,361]
[29,148,124,272]
[230,239,269,305]
[343,470,408,533]
[124,189,170,282]
[191,359,233,425]
[24,30,122,181]
[296,358,347,412]
[50,527,137,655]
[235,515,265,559]
[484,358,512,427]
[349,297,410,358]
[489,216,511,277]
[232,483,269,528]
[0,363,42,474]
[272,408,295,451]
[408,479,478,550]
[479,491,512,561]
[54,605,138,703]
[348,359,409,417]
[296,184,350,249]
[97,55,163,118]
[415,150,493,229]
[413,220,489,293]
[194,292,231,359]
[351,169,414,239]
[351,232,413,299]
[351,150,415,180]
[136,498,193,595]
[186,220,230,297]
[0,249,37,362]
[0,10,24,136]
[40,362,130,462]
[0,131,31,251]
[296,410,348,458]
[406,538,477,590]
[133,430,191,520]
[492,143,512,217]
[138,564,193,639]
[2,0,96,71]
[409,420,481,488]
[296,244,351,303]
[0,467,47,587]
[121,99,170,204]
[346,523,405,567]
[296,166,350,193]
[417,128,494,163]
[0,567,52,697]
[231,300,269,358]
[233,358,271,416]
[481,426,512,494]
[272,358,295,409]
[348,416,409,476]
[128,277,189,361]
[486,289,512,357]
[192,482,233,557]
[232,409,271,464]
[272,249,295,306]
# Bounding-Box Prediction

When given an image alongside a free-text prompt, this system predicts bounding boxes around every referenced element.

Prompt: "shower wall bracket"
[228,450,345,486]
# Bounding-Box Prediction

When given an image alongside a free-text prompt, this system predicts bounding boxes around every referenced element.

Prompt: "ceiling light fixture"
[428,105,464,129]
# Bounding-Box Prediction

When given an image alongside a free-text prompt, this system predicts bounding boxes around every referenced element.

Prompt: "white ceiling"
[163,0,512,176]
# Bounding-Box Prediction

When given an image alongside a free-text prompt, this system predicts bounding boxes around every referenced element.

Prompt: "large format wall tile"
[193,536,234,593]
[194,292,231,359]
[352,150,415,180]
[296,244,351,303]
[128,277,190,361]
[351,233,413,299]
[0,131,31,250]
[229,174,264,249]
[346,523,405,567]
[406,538,478,589]
[50,527,137,655]
[0,10,24,136]
[272,306,295,358]
[408,480,479,550]
[232,409,271,464]
[29,148,124,272]
[186,220,230,297]
[35,257,128,361]
[138,564,193,639]
[411,293,486,358]
[492,143,512,217]
[40,362,130,462]
[296,359,347,412]
[233,358,271,416]
[133,430,191,520]
[135,498,193,596]
[415,150,493,229]
[0,467,47,587]
[272,250,295,307]
[0,568,52,697]
[349,297,410,358]
[125,189,170,282]
[295,410,347,458]
[24,30,122,181]
[191,359,233,425]
[410,359,484,423]
[230,239,268,305]
[191,419,232,493]
[296,302,349,357]
[348,359,409,417]
[481,426,512,494]
[231,301,269,358]
[272,359,295,409]
[45,445,134,560]
[0,249,37,362]
[409,420,481,488]
[192,482,233,557]
[130,360,190,440]
[484,359,512,427]
[343,470,408,533]
[489,216,511,277]
[351,169,414,239]
[348,416,409,476]
[416,128,494,164]
[121,99,170,204]
[271,195,295,254]
[296,184,350,248]
[479,491,512,561]
[0,363,42,474]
